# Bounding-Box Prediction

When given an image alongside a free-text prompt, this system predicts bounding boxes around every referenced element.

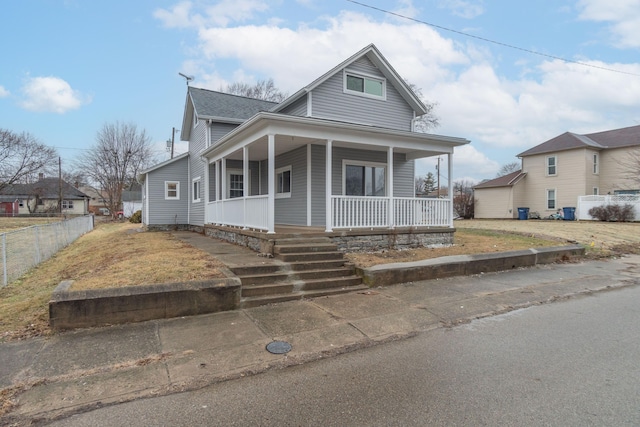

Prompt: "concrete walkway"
[2,235,640,425]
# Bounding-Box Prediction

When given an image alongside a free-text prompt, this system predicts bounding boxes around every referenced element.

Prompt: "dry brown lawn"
[2,218,638,341]
[345,227,561,268]
[0,217,62,233]
[0,222,225,341]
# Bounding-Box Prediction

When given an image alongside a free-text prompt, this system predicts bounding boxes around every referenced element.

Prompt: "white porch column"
[448,153,454,228]
[242,145,249,229]
[307,144,312,226]
[387,147,394,229]
[204,157,209,224]
[221,158,226,225]
[325,140,333,232]
[267,134,275,234]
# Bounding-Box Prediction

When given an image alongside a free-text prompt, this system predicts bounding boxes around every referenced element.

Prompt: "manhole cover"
[266,341,292,354]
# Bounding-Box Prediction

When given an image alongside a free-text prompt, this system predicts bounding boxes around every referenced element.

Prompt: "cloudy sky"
[2,0,639,183]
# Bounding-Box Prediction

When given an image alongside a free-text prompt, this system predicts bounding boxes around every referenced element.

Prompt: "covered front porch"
[201,113,466,235]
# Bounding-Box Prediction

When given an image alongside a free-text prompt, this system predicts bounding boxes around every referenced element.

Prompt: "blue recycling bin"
[563,207,576,221]
[517,207,529,220]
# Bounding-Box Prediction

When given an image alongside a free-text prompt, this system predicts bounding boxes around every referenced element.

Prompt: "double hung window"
[165,181,180,200]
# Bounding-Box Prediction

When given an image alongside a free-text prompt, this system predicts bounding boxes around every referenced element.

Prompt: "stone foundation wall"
[203,227,264,252]
[145,224,190,232]
[330,231,454,253]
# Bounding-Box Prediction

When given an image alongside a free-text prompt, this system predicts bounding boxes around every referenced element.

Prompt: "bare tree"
[404,81,439,132]
[75,122,156,217]
[223,78,288,102]
[0,129,57,191]
[496,161,520,177]
[453,179,475,219]
[619,147,640,188]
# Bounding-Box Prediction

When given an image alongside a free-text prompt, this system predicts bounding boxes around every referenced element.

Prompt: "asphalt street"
[52,284,640,427]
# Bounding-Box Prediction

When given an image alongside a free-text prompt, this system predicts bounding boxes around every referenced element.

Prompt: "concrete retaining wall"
[357,245,585,287]
[49,278,241,330]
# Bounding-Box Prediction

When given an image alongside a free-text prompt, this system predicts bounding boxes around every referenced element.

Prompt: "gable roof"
[0,178,90,199]
[181,87,278,140]
[518,124,640,157]
[273,44,427,115]
[474,170,526,189]
[137,151,189,183]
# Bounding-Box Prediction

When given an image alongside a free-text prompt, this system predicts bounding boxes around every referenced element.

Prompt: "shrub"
[588,204,635,222]
[129,210,142,223]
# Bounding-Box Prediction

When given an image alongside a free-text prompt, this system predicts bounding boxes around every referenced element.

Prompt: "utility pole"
[171,127,175,159]
[58,157,62,215]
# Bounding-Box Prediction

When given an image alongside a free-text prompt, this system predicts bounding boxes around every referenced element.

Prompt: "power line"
[346,0,640,77]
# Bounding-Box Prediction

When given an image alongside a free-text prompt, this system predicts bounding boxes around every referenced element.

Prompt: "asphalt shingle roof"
[518,125,640,157]
[0,178,89,199]
[473,170,526,189]
[189,87,278,121]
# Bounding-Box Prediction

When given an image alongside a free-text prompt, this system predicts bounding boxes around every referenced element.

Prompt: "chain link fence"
[1,216,94,287]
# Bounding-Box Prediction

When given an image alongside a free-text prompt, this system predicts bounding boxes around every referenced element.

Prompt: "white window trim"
[546,188,557,210]
[165,181,180,200]
[62,200,74,210]
[343,69,386,100]
[226,168,246,199]
[276,166,292,199]
[593,153,599,174]
[593,187,599,195]
[546,155,557,176]
[342,159,387,196]
[192,176,201,203]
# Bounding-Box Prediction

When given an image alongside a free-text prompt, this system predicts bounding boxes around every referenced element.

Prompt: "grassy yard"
[5,218,621,341]
[0,217,63,234]
[0,222,226,341]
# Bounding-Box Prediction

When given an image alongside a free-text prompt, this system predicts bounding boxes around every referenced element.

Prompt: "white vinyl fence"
[577,194,640,221]
[1,216,94,287]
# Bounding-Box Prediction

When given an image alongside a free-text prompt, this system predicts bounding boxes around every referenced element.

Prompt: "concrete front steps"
[235,237,367,308]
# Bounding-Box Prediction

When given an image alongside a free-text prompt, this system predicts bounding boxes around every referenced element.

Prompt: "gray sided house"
[138,44,469,247]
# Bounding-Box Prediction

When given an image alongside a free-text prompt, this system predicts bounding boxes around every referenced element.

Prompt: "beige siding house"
[474,125,640,219]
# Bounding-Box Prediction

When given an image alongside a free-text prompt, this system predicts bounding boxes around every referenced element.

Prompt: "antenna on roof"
[178,72,194,85]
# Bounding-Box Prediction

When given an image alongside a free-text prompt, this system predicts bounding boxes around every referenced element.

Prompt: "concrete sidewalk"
[2,244,640,424]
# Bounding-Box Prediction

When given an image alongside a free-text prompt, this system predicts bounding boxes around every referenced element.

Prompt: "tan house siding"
[521,148,590,213]
[474,180,526,219]
[474,187,515,219]
[600,147,639,193]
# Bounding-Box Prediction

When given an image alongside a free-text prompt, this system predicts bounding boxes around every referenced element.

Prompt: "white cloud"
[577,0,640,48]
[0,85,9,97]
[154,0,270,28]
[156,1,640,181]
[438,0,485,19]
[20,76,89,113]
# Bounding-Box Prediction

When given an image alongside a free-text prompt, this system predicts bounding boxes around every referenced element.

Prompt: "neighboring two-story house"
[474,125,640,219]
[138,44,470,250]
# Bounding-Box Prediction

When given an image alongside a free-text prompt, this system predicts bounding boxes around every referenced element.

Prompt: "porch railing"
[206,195,269,230]
[331,196,451,229]
[207,195,452,231]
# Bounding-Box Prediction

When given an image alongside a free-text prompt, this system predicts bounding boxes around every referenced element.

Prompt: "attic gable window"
[344,71,385,99]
